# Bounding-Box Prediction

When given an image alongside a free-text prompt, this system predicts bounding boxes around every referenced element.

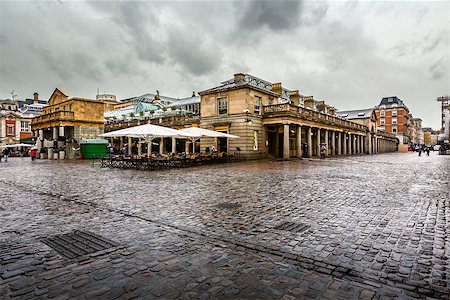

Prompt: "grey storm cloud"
[0,34,7,45]
[237,1,302,31]
[429,56,447,80]
[167,27,223,76]
[0,1,448,129]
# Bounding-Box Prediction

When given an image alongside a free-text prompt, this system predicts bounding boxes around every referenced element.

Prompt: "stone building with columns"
[31,88,105,159]
[198,73,398,159]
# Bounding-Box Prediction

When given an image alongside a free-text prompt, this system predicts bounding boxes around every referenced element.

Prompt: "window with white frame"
[392,109,397,116]
[391,103,398,108]
[392,127,397,133]
[254,96,261,114]
[20,121,30,132]
[7,125,14,135]
[380,119,385,125]
[392,118,398,125]
[380,110,385,117]
[217,97,228,115]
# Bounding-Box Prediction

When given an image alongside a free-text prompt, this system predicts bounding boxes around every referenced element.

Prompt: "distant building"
[335,108,378,133]
[375,96,411,145]
[422,127,439,146]
[18,92,48,116]
[96,93,119,111]
[0,99,34,145]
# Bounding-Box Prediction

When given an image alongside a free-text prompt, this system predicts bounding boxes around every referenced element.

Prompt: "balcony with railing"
[263,103,367,132]
[31,111,75,125]
[105,114,200,132]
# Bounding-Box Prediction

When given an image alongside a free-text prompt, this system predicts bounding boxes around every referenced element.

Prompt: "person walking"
[418,146,422,156]
[3,147,10,162]
[425,146,430,156]
[30,148,37,161]
[320,144,326,160]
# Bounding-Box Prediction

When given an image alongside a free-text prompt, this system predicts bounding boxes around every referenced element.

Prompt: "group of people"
[417,145,431,156]
[0,147,38,162]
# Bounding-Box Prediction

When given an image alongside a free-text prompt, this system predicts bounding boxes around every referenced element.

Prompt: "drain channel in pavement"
[41,230,119,259]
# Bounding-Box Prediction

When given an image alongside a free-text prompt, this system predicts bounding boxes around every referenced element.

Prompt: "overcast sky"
[0,0,448,129]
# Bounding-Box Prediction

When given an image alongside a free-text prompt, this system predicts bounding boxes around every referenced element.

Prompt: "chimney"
[192,91,196,97]
[327,106,336,115]
[316,101,326,113]
[234,73,245,82]
[289,90,300,106]
[272,82,282,96]
[33,92,39,103]
[304,96,315,109]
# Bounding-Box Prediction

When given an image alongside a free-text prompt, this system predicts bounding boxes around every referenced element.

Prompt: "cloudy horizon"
[0,0,448,129]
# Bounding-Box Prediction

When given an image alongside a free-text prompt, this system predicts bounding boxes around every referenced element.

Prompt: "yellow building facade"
[31,88,105,159]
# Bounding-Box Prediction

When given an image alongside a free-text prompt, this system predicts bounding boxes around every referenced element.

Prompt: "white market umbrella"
[0,143,34,148]
[178,127,239,153]
[179,127,239,139]
[101,124,198,156]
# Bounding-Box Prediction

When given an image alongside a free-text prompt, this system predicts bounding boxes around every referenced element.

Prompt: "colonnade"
[278,124,397,159]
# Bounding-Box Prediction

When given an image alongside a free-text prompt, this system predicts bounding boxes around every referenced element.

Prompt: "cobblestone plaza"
[0,153,449,299]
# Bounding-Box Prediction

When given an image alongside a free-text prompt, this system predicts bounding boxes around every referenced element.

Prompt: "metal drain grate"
[274,222,311,233]
[217,202,242,209]
[41,230,119,259]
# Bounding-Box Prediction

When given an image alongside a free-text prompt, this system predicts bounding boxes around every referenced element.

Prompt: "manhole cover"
[274,222,311,233]
[41,230,119,259]
[217,202,242,209]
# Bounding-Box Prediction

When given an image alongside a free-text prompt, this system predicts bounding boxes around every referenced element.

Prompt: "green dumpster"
[80,139,108,159]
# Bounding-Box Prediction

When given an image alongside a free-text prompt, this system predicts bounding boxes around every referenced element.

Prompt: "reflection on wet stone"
[0,154,449,299]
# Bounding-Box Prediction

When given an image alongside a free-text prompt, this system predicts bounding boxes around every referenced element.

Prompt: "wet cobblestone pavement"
[1,153,449,299]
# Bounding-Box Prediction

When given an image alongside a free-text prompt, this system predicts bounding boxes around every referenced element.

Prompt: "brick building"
[375,97,411,147]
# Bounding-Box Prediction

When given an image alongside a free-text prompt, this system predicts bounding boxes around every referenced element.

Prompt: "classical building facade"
[198,73,397,159]
[0,99,34,145]
[103,73,398,159]
[31,88,105,159]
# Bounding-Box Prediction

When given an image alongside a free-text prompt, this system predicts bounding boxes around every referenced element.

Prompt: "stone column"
[185,141,190,154]
[352,134,356,155]
[337,132,342,155]
[128,137,132,156]
[343,133,347,155]
[316,128,321,157]
[172,137,176,154]
[52,127,58,140]
[347,133,352,155]
[331,131,336,156]
[324,130,329,157]
[138,138,142,156]
[307,127,312,158]
[283,124,290,159]
[59,126,64,137]
[297,125,302,158]
[159,138,164,154]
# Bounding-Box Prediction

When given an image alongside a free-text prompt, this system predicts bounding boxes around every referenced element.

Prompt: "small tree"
[171,106,177,111]
[149,109,155,116]
[130,112,135,118]
[139,111,144,117]
[162,107,167,112]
